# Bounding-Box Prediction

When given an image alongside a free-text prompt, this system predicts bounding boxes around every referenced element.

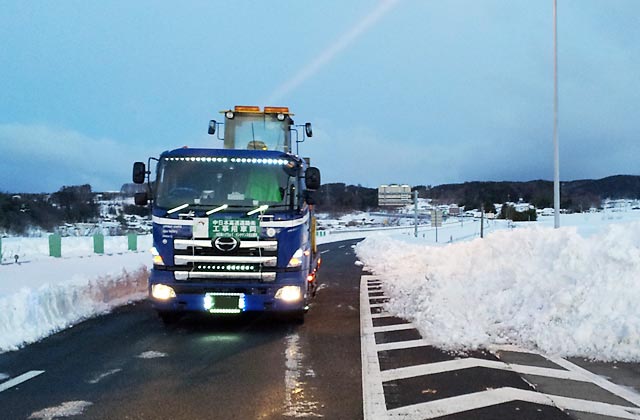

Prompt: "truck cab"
[134,106,320,323]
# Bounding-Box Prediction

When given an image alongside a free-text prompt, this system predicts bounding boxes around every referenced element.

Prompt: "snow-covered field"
[356,211,640,361]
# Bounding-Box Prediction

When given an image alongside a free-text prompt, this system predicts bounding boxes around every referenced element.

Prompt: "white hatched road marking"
[360,275,387,419]
[387,387,640,420]
[0,370,45,393]
[376,339,431,352]
[372,323,416,333]
[360,275,640,419]
[380,358,587,383]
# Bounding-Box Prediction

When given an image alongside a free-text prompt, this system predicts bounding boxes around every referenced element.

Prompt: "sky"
[1,0,639,193]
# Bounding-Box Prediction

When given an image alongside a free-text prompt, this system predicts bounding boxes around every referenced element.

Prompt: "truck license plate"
[204,293,244,314]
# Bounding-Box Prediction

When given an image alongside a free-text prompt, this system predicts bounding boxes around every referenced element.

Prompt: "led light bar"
[164,157,289,165]
[196,264,257,272]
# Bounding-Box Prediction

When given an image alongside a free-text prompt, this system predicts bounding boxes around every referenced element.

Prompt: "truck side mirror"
[208,120,217,135]
[134,192,149,206]
[305,167,321,190]
[133,162,146,184]
[304,122,313,138]
[304,190,317,205]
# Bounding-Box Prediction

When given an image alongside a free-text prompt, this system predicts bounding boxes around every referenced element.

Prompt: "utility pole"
[553,0,560,228]
[413,190,418,238]
[480,208,484,238]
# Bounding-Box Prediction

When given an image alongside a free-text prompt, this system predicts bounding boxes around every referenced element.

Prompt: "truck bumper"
[148,269,307,313]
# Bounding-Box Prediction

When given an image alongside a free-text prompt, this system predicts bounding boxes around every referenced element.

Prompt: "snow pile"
[0,255,149,352]
[357,222,640,361]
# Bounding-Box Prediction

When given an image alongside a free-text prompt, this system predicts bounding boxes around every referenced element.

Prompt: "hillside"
[416,175,640,212]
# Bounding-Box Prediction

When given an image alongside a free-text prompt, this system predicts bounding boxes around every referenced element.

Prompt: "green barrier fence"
[127,233,137,251]
[93,234,104,254]
[49,234,62,258]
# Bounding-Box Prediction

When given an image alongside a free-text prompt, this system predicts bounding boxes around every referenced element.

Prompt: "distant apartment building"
[378,184,412,206]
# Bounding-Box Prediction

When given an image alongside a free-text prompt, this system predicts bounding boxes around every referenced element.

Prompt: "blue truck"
[132,106,321,323]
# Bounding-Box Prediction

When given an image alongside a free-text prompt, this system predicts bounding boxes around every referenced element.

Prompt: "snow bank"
[357,222,640,361]
[0,254,149,353]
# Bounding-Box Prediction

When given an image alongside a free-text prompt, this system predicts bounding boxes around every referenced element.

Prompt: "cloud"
[0,123,146,193]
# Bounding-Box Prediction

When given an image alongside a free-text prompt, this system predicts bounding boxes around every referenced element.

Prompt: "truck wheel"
[158,311,182,324]
[290,310,305,325]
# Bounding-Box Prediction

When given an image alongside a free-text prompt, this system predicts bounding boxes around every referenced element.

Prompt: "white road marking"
[380,358,587,383]
[387,387,640,420]
[361,276,388,419]
[371,323,415,333]
[0,370,45,393]
[0,373,8,381]
[376,339,431,352]
[547,355,640,408]
[29,400,93,419]
[320,250,331,254]
[492,344,640,408]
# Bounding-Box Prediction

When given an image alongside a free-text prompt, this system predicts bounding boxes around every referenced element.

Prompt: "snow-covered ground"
[356,211,640,362]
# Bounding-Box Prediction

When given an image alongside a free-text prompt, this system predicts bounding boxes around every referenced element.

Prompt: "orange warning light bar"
[264,106,290,114]
[234,105,260,113]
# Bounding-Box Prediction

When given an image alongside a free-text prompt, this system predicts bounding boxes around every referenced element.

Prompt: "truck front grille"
[172,238,278,281]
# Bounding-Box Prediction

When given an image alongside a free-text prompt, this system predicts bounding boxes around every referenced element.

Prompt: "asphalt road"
[0,239,365,420]
[4,237,640,420]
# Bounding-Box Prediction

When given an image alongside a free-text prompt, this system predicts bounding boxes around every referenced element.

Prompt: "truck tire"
[290,310,305,325]
[158,311,182,324]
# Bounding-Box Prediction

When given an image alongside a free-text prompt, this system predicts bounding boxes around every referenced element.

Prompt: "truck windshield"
[224,113,290,153]
[155,157,296,210]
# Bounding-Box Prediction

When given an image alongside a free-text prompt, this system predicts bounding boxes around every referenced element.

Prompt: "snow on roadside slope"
[356,222,640,361]
[0,253,150,352]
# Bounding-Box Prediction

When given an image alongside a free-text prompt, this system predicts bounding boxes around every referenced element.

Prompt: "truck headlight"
[275,286,302,302]
[287,248,304,268]
[151,284,176,300]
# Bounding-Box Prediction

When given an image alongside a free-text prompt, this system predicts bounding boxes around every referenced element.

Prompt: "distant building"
[378,184,412,206]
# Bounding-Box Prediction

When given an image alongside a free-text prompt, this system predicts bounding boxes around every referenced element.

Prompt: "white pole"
[414,190,418,237]
[553,0,560,228]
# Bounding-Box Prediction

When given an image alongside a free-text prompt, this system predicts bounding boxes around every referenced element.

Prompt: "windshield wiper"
[206,204,228,215]
[167,203,189,214]
[247,205,269,216]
